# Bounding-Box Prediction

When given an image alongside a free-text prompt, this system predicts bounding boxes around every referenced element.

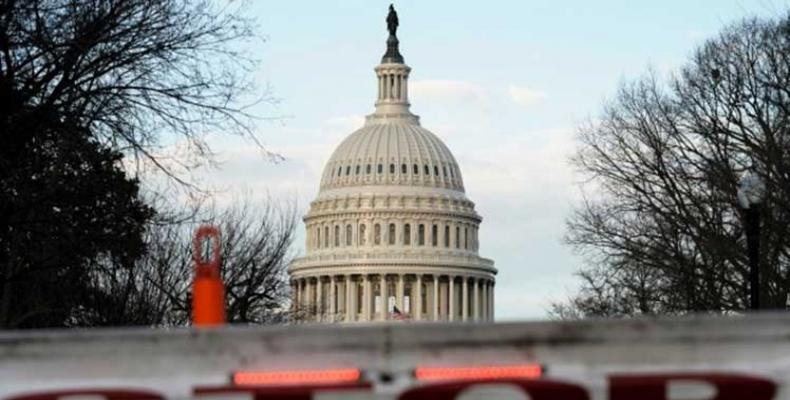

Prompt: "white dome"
[319,120,465,193]
[289,6,495,324]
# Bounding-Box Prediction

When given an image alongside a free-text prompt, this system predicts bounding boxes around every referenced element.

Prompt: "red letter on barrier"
[7,389,164,400]
[610,373,776,400]
[398,378,589,400]
[195,383,373,400]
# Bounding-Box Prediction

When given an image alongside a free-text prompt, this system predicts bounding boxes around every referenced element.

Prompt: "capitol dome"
[289,5,496,323]
[319,122,465,194]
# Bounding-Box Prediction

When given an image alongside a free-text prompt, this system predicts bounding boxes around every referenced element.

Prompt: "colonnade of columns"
[377,68,409,103]
[292,273,494,323]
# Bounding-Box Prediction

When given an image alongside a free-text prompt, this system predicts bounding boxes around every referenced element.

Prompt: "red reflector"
[233,368,361,386]
[415,364,543,381]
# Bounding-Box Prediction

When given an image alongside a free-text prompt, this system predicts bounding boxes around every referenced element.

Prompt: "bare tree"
[1,0,275,168]
[0,0,282,328]
[71,197,298,327]
[556,15,790,318]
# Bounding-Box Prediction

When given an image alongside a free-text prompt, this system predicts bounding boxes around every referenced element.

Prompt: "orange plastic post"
[192,225,226,327]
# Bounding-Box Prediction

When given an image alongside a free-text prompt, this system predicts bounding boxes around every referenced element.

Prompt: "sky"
[193,0,789,320]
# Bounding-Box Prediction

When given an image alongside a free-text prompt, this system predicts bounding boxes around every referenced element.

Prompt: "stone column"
[462,277,468,321]
[394,74,400,101]
[363,275,371,321]
[396,274,404,313]
[481,280,487,321]
[358,276,364,321]
[329,276,336,323]
[302,279,308,313]
[316,277,323,323]
[432,275,439,321]
[483,280,488,321]
[304,278,311,319]
[345,275,354,322]
[291,279,299,312]
[489,281,495,321]
[449,276,456,321]
[379,274,388,321]
[306,278,312,311]
[472,277,479,321]
[415,275,422,320]
[308,279,313,311]
[298,279,304,311]
[338,279,345,316]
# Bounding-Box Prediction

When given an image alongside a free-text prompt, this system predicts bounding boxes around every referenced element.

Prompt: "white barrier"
[1,313,789,399]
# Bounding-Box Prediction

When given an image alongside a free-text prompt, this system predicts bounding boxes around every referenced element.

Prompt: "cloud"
[508,85,546,108]
[410,80,489,104]
[450,127,583,319]
[322,115,366,133]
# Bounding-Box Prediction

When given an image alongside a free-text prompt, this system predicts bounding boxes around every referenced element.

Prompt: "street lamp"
[737,170,765,311]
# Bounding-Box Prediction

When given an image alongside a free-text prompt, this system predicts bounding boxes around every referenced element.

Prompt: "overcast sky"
[192,0,789,320]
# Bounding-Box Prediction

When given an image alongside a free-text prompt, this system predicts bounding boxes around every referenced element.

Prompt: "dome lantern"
[371,4,415,123]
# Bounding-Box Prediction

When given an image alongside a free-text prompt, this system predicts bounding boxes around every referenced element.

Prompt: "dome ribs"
[402,123,420,184]
[391,124,402,182]
[421,128,445,185]
[319,122,465,192]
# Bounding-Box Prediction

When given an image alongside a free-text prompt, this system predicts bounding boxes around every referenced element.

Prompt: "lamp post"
[737,170,765,311]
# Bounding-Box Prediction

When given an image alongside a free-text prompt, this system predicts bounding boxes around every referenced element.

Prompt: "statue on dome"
[387,4,399,36]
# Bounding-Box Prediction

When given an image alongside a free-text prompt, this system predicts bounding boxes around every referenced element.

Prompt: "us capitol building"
[289,6,496,323]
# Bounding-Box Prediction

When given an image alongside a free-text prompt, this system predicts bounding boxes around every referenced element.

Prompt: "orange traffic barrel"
[192,225,226,326]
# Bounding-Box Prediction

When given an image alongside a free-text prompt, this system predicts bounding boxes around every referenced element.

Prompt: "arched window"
[404,224,411,245]
[388,223,396,245]
[424,165,430,175]
[355,165,360,175]
[455,226,460,249]
[442,166,447,177]
[346,166,351,176]
[337,166,342,176]
[359,224,367,245]
[401,164,407,174]
[434,166,439,176]
[377,164,383,174]
[431,224,438,247]
[324,226,329,248]
[418,224,425,246]
[450,167,454,178]
[316,227,321,249]
[444,225,450,247]
[346,224,352,246]
[464,227,469,249]
[413,164,419,174]
[389,163,395,174]
[334,225,340,247]
[366,164,371,174]
[374,224,381,245]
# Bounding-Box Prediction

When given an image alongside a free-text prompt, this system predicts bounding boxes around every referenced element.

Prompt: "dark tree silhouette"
[0,126,153,328]
[0,0,269,328]
[555,14,790,318]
